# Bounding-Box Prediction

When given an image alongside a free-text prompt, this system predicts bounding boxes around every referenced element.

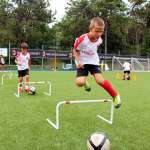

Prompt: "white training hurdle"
[1,73,15,85]
[14,81,51,98]
[46,99,114,130]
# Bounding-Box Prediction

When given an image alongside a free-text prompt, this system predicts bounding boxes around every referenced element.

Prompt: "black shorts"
[124,71,130,74]
[77,64,101,77]
[18,69,29,77]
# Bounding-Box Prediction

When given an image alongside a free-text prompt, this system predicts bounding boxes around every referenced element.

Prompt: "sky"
[50,0,69,21]
[50,0,129,22]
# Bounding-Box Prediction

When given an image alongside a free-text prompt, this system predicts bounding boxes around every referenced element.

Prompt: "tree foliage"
[53,0,150,55]
[0,0,150,56]
[54,0,129,53]
[0,0,53,48]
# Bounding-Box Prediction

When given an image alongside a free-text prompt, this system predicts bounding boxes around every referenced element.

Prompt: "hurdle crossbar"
[14,81,51,98]
[46,99,114,130]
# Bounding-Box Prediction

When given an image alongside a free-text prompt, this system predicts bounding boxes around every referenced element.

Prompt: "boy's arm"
[122,63,125,70]
[72,48,83,68]
[130,64,132,70]
[15,57,21,66]
[15,58,18,64]
[28,58,31,70]
[28,53,31,70]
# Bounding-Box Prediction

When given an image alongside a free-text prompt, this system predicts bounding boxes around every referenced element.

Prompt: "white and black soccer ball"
[28,86,36,95]
[87,132,110,150]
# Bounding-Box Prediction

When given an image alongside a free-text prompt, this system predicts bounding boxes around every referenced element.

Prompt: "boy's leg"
[123,72,126,80]
[76,77,91,91]
[93,73,121,108]
[25,75,29,93]
[76,76,86,86]
[127,72,130,80]
[19,77,23,93]
[76,65,91,91]
[25,69,29,94]
[84,80,91,91]
[18,70,23,93]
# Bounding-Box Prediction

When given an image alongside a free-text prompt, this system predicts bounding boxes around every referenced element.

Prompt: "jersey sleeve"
[73,34,86,50]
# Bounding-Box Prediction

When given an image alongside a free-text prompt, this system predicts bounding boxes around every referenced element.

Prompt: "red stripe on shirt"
[74,34,87,49]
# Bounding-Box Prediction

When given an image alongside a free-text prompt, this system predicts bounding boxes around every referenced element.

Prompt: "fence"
[0,46,150,71]
[1,48,74,71]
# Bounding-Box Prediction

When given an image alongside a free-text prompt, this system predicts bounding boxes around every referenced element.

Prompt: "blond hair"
[89,17,105,30]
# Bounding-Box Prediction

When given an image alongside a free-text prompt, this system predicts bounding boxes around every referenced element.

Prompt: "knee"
[26,75,29,79]
[76,79,86,87]
[95,78,104,85]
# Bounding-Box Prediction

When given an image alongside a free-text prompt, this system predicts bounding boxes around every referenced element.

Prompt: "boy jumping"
[73,17,121,109]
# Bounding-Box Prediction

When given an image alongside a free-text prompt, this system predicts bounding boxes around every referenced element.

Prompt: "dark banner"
[10,48,72,59]
[11,48,117,60]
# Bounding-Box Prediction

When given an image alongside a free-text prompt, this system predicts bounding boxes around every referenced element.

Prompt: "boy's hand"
[17,62,21,66]
[76,63,84,69]
[75,59,84,69]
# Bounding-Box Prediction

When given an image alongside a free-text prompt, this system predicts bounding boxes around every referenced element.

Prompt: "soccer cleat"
[84,80,91,92]
[113,94,121,109]
[19,87,23,94]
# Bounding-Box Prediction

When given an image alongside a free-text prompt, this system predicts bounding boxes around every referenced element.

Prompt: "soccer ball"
[87,132,110,150]
[28,86,36,95]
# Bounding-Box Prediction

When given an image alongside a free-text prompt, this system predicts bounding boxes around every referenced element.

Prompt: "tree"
[10,0,53,47]
[129,0,150,55]
[0,0,14,46]
[54,0,129,54]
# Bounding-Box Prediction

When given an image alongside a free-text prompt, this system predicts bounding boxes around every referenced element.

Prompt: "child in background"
[122,61,131,80]
[15,42,31,94]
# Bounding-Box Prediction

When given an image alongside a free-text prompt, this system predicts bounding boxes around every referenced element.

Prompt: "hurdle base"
[46,118,59,129]
[97,115,112,124]
[44,92,51,96]
[14,93,19,98]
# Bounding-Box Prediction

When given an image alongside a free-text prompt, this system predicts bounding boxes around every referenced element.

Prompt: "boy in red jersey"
[73,17,121,108]
[15,42,31,94]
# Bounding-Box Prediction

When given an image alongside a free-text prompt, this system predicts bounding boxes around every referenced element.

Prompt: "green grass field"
[0,71,150,150]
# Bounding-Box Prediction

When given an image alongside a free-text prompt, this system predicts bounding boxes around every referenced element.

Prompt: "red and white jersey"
[74,33,102,65]
[16,52,30,70]
[123,62,131,71]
